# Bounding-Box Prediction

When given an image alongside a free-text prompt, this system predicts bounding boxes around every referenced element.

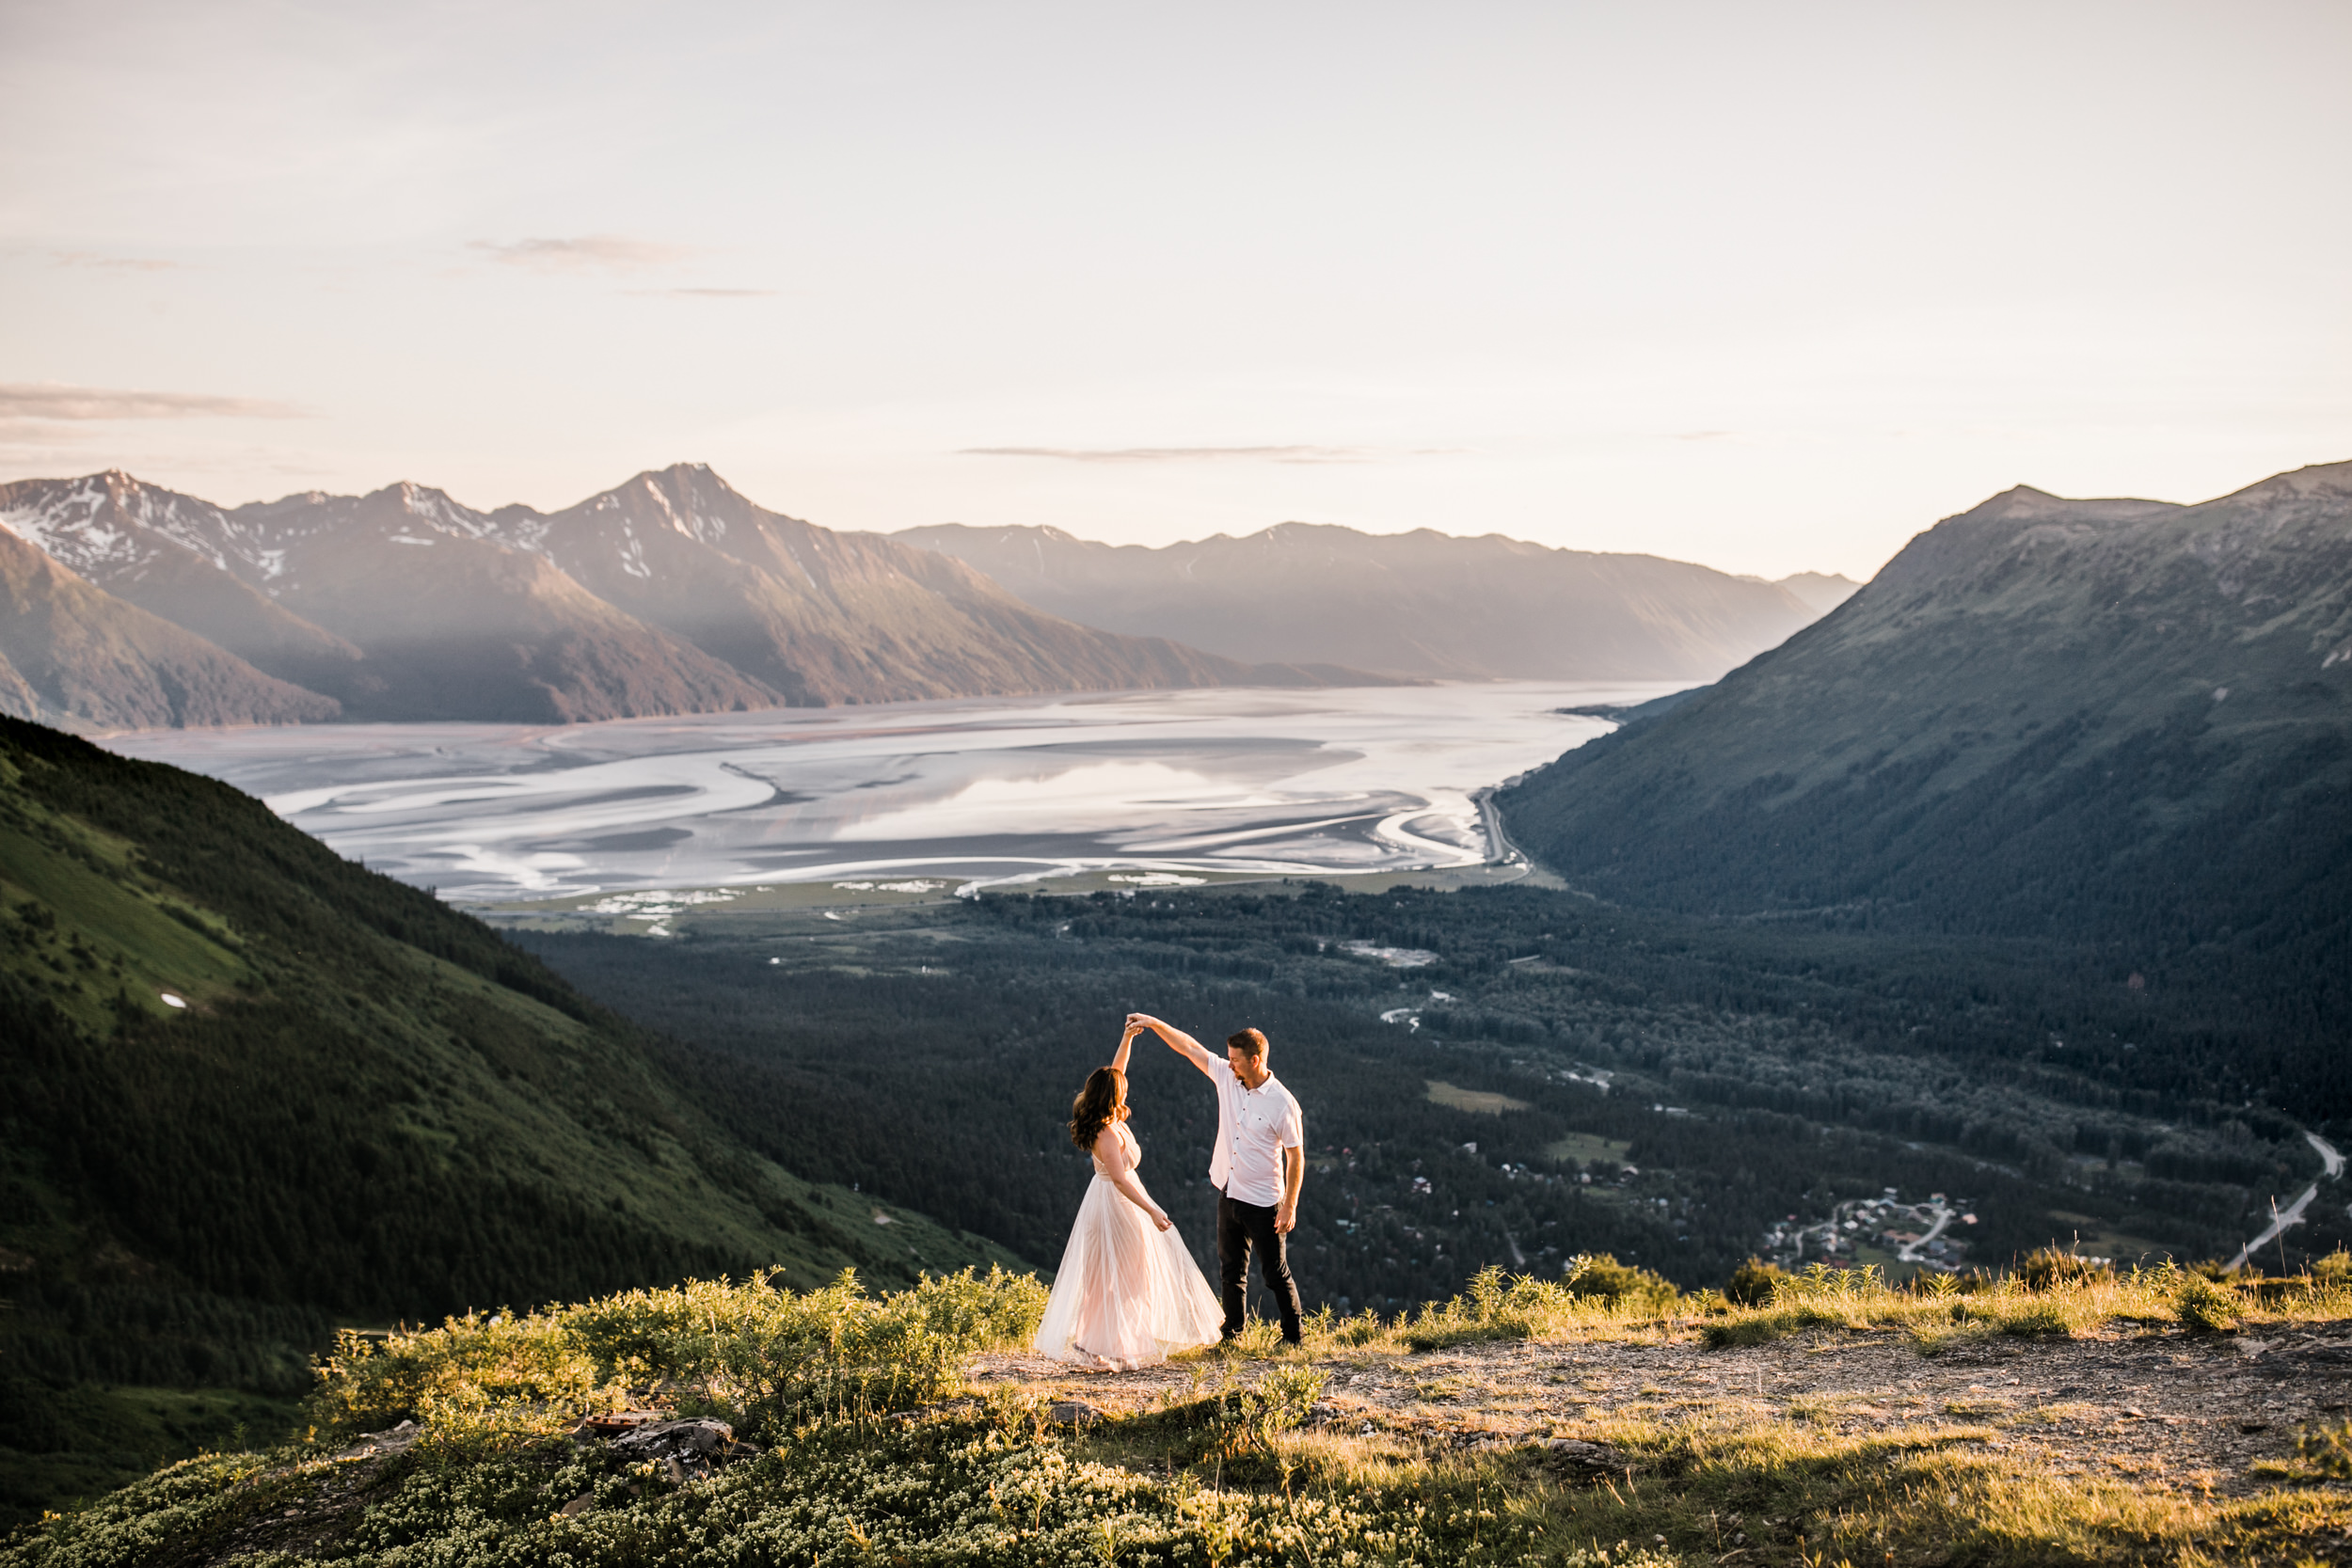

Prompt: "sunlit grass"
[309,1262,1050,1456]
[14,1256,2352,1566]
[1693,1257,2352,1353]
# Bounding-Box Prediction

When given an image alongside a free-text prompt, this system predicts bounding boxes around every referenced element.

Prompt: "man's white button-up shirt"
[1207,1059,1303,1208]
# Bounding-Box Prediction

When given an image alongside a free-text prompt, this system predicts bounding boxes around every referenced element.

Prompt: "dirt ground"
[969,1322,2352,1497]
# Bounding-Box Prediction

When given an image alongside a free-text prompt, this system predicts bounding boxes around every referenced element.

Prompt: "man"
[1127,1012,1305,1345]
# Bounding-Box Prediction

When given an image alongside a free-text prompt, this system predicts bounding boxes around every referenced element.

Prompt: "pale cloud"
[469,235,697,272]
[0,384,310,420]
[50,250,180,272]
[961,445,1375,466]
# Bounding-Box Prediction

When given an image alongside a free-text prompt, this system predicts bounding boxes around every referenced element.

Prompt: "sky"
[1,1,2345,580]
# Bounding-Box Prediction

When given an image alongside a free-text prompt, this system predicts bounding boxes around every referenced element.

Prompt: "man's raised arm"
[1129,1013,1218,1076]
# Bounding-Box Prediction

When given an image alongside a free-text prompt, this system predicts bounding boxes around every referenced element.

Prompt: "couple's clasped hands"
[1112,1018,1173,1231]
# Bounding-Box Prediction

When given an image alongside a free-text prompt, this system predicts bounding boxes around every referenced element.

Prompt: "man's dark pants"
[1216,1189,1303,1343]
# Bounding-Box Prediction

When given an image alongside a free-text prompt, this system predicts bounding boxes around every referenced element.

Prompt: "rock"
[612,1418,734,1457]
[602,1418,760,1481]
[558,1495,593,1517]
[1540,1437,1636,1479]
[577,1409,667,1435]
[333,1418,425,1463]
[1046,1400,1104,1428]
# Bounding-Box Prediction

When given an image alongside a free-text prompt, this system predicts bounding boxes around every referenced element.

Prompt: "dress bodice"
[1091,1121,1139,1180]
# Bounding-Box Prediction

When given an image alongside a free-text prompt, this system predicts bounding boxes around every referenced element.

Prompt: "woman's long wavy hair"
[1069,1066,1125,1152]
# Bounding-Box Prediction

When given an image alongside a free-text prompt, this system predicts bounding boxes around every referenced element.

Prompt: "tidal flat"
[105,682,1661,903]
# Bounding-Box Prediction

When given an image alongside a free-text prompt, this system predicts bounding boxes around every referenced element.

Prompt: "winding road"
[1895,1202,1956,1265]
[2224,1131,2344,1274]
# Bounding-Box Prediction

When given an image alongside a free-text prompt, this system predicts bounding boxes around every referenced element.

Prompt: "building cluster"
[1762,1187,1979,1275]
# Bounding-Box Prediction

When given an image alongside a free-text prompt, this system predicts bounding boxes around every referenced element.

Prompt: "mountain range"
[894,521,1850,680]
[0,467,1374,730]
[1496,459,2352,1106]
[0,467,1858,730]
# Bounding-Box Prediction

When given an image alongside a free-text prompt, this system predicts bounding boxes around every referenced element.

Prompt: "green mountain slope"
[1496,460,2352,1108]
[0,717,1022,1522]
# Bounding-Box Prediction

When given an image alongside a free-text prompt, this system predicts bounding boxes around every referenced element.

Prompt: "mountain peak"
[2214,457,2352,506]
[573,464,777,547]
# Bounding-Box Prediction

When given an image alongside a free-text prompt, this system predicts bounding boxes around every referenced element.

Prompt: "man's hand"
[1274,1203,1295,1235]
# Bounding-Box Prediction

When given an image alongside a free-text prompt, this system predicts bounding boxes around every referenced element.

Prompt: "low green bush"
[310,1264,1048,1451]
[1722,1257,1788,1307]
[2014,1248,2115,1291]
[1397,1260,1681,1351]
[2172,1272,2245,1334]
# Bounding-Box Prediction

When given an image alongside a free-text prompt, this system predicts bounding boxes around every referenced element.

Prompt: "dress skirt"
[1034,1175,1222,1364]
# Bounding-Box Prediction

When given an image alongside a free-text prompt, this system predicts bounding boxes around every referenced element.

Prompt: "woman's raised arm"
[1110,1018,1141,1074]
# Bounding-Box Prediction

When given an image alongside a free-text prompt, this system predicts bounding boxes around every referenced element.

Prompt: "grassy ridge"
[12,1261,2352,1565]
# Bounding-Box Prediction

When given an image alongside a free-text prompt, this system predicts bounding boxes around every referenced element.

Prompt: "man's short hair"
[1226,1028,1268,1058]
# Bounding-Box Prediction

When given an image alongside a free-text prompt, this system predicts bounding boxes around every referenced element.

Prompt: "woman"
[1033,1020,1222,1369]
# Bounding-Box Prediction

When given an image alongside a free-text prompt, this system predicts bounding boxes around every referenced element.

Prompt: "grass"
[1687,1254,2352,1352]
[1543,1132,1633,1165]
[1424,1079,1534,1115]
[12,1258,2352,1566]
[0,811,250,1033]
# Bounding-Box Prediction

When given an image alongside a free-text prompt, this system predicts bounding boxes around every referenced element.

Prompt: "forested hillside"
[0,718,1016,1524]
[1498,462,2352,1117]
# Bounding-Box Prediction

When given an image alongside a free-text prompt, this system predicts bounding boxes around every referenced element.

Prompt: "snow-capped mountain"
[0,470,365,698]
[0,526,338,729]
[506,465,1351,705]
[0,466,1381,727]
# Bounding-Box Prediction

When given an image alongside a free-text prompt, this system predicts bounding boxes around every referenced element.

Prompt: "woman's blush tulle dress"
[1034,1121,1222,1366]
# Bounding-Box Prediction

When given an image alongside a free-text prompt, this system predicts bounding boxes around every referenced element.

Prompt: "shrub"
[1392,1261,1680,1350]
[2015,1248,2115,1291]
[1563,1253,1680,1313]
[2296,1418,2352,1479]
[2173,1272,2244,1334]
[1724,1257,1789,1307]
[308,1264,1048,1451]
